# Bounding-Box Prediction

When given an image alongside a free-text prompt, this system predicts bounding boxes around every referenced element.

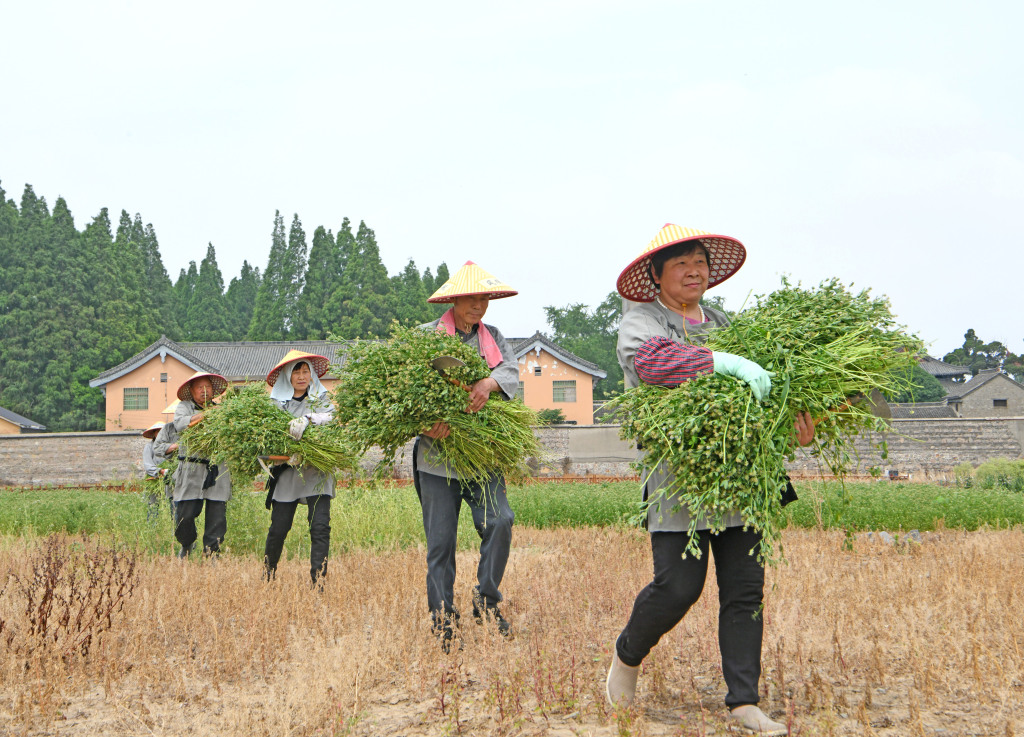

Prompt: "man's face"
[191,377,215,405]
[452,295,489,330]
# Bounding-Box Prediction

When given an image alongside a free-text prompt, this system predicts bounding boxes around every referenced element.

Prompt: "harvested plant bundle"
[331,324,542,483]
[180,383,358,487]
[611,278,922,564]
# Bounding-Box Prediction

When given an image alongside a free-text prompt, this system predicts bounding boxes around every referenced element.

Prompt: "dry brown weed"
[1,526,1022,736]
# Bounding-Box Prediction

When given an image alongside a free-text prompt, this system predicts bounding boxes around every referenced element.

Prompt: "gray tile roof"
[509,332,608,378]
[919,354,970,379]
[888,402,957,419]
[0,406,47,431]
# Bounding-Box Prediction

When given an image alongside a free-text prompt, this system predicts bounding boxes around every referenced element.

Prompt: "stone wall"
[2,419,1022,486]
[0,432,146,486]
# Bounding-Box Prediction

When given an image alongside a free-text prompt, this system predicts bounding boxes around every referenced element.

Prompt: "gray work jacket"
[616,299,742,532]
[269,391,336,502]
[415,321,520,480]
[167,400,232,503]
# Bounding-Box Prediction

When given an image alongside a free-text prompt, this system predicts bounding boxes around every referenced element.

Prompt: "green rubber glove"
[712,351,773,401]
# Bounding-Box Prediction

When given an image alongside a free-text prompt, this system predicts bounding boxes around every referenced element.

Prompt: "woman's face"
[654,248,709,311]
[290,362,312,395]
[452,294,489,331]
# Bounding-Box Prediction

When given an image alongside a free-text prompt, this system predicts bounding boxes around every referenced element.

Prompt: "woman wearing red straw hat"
[166,371,232,558]
[262,350,335,585]
[605,225,813,735]
[416,261,520,651]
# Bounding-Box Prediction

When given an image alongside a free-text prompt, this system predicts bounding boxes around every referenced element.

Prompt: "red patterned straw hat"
[266,349,330,386]
[176,371,229,402]
[427,261,518,303]
[616,224,746,302]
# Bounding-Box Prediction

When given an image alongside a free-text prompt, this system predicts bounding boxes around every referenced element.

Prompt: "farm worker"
[141,421,168,521]
[262,350,336,585]
[164,372,232,558]
[416,261,520,651]
[605,225,814,735]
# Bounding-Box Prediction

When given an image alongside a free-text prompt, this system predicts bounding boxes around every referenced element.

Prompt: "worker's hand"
[466,377,499,413]
[159,468,169,477]
[712,351,773,401]
[188,412,205,427]
[167,443,179,454]
[288,416,309,440]
[287,453,303,467]
[793,411,815,447]
[423,421,451,439]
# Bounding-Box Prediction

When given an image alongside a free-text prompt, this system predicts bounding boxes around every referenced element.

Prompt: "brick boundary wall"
[2,419,1022,487]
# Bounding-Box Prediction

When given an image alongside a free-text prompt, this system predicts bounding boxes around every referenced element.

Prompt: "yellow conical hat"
[162,399,180,415]
[141,421,165,440]
[266,349,330,386]
[427,261,518,303]
[616,224,746,302]
[176,371,228,402]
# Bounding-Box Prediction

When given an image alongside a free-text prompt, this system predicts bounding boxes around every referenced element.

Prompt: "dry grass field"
[1,525,1022,737]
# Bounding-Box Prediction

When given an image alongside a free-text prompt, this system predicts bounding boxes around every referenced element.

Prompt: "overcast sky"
[3,1,1021,358]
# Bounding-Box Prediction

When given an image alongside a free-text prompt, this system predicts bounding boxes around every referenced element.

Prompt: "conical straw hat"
[141,421,165,440]
[162,399,180,415]
[266,349,330,386]
[427,261,518,303]
[176,371,229,402]
[616,224,746,302]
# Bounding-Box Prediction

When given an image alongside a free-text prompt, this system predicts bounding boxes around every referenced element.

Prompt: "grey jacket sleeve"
[485,324,520,400]
[142,443,160,476]
[172,401,196,432]
[151,422,178,459]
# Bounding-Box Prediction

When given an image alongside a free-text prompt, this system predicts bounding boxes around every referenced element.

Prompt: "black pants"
[264,495,332,582]
[174,499,227,554]
[417,471,513,614]
[616,527,766,708]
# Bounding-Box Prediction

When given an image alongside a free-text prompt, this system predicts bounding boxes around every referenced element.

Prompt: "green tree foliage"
[183,243,231,341]
[247,211,290,340]
[545,292,623,398]
[224,260,260,340]
[943,329,1023,382]
[294,225,342,339]
[885,363,947,403]
[336,221,393,337]
[389,259,431,326]
[173,261,199,329]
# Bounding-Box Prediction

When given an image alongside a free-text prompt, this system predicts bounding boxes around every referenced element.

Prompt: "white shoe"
[605,650,639,708]
[729,705,787,735]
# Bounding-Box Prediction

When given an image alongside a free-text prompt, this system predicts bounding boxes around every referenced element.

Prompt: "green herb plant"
[331,323,542,484]
[181,383,358,487]
[611,278,922,565]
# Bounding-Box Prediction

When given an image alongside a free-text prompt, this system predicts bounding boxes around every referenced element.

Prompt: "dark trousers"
[616,527,766,708]
[174,499,227,554]
[417,471,514,614]
[263,495,332,582]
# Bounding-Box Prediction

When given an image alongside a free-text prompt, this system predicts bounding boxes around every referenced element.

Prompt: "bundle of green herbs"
[331,324,542,483]
[611,278,922,565]
[180,383,358,487]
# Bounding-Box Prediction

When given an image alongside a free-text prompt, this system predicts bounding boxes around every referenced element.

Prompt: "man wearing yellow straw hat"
[417,260,520,650]
[262,349,336,585]
[605,225,813,735]
[164,371,233,559]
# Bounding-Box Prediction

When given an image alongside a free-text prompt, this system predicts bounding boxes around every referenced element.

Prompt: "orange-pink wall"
[0,417,21,435]
[103,355,339,431]
[517,348,595,424]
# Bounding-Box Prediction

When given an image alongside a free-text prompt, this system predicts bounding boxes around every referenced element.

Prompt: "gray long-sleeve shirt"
[167,400,232,503]
[268,391,336,502]
[415,321,519,479]
[616,300,743,532]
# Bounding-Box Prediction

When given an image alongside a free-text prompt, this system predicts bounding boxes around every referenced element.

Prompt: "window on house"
[534,366,542,376]
[552,380,576,403]
[515,382,524,400]
[160,373,168,383]
[123,387,149,411]
[994,399,1008,408]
